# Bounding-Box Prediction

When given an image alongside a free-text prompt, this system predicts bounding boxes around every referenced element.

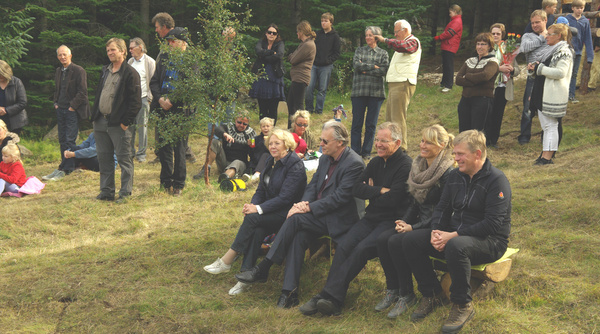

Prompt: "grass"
[1,70,600,333]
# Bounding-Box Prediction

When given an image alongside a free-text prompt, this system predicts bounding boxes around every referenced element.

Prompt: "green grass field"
[1,72,600,333]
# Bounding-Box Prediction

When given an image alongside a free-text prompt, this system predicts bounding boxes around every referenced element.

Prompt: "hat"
[165,27,190,43]
[556,16,569,26]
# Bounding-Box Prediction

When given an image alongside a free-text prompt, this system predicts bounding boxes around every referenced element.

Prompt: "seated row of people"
[204,120,512,334]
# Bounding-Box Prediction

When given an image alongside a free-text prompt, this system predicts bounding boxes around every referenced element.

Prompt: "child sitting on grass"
[0,143,27,194]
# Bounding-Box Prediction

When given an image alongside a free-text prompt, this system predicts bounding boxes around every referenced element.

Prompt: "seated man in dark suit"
[235,120,365,308]
[298,122,413,316]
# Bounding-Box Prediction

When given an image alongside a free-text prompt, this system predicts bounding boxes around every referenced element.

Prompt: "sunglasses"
[295,123,309,128]
[236,120,249,126]
[320,138,329,145]
[266,31,278,35]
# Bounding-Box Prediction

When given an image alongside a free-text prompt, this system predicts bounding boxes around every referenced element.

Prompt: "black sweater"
[352,148,412,222]
[313,28,341,66]
[431,159,512,245]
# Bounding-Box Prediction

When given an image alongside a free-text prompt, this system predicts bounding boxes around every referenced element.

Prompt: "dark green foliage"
[0,6,34,66]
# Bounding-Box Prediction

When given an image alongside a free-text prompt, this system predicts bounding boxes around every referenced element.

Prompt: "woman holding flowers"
[528,23,573,165]
[486,24,520,147]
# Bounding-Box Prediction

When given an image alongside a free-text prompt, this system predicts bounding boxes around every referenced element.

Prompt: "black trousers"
[230,210,287,271]
[321,218,395,303]
[286,81,307,128]
[457,96,493,133]
[441,50,455,89]
[377,228,415,297]
[258,98,280,126]
[486,87,508,146]
[402,229,506,304]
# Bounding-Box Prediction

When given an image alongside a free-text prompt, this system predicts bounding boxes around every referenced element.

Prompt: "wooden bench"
[431,247,519,300]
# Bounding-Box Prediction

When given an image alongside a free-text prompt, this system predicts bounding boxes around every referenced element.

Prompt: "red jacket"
[0,160,27,186]
[435,15,463,53]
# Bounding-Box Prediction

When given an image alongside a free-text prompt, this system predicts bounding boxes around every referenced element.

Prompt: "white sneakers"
[228,281,248,296]
[203,258,231,274]
[204,258,249,295]
[441,87,451,93]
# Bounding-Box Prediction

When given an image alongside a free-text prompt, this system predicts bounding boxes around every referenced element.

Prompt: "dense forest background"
[1,0,544,137]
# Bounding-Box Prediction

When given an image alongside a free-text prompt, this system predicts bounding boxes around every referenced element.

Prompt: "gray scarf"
[407,149,455,204]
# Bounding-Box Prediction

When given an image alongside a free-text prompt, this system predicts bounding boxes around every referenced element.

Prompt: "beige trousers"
[385,81,416,150]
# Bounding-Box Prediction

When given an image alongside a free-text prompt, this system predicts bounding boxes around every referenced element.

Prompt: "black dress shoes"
[276,292,299,309]
[317,298,342,316]
[299,294,323,315]
[235,265,268,284]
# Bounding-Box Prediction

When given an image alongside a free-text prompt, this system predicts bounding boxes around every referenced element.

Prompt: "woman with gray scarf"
[374,124,455,319]
[528,23,573,165]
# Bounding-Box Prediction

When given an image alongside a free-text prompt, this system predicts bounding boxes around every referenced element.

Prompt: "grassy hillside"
[1,72,599,333]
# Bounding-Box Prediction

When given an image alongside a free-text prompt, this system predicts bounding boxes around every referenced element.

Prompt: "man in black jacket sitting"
[401,130,512,334]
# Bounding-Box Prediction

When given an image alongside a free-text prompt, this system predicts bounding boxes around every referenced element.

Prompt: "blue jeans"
[305,64,333,114]
[351,96,384,156]
[518,76,536,143]
[129,97,149,161]
[57,107,79,172]
[569,54,582,99]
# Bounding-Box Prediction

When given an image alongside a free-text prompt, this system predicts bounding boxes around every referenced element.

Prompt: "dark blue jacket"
[251,151,307,214]
[431,159,511,246]
[91,62,141,127]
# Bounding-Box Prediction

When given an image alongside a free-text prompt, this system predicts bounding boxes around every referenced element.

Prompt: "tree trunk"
[291,0,302,26]
[429,0,439,56]
[140,0,150,44]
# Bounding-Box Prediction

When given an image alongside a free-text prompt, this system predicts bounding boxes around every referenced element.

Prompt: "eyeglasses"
[374,138,393,144]
[236,120,249,126]
[129,45,139,50]
[320,138,329,145]
[548,32,559,36]
[266,31,278,35]
[295,123,309,128]
[476,42,489,46]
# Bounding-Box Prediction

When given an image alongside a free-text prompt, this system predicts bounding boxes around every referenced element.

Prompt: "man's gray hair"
[394,19,412,34]
[322,120,349,146]
[377,122,402,141]
[366,26,382,36]
[130,37,147,53]
[56,45,71,55]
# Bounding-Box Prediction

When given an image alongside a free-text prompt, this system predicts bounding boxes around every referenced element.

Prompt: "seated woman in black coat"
[375,124,456,318]
[204,129,307,295]
[0,119,20,154]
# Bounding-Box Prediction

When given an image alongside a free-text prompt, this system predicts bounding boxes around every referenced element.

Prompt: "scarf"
[407,149,455,204]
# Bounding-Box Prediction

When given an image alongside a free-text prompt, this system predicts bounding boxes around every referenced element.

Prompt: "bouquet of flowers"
[501,33,521,82]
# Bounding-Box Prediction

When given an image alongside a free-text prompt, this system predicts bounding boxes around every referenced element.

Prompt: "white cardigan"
[533,42,573,118]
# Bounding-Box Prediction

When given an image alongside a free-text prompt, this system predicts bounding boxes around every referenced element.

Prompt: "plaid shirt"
[351,45,390,98]
[385,35,420,54]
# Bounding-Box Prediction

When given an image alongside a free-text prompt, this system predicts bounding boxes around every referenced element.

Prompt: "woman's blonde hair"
[291,110,310,131]
[548,23,570,42]
[2,143,21,162]
[0,119,8,133]
[267,128,297,151]
[422,124,455,153]
[0,60,13,82]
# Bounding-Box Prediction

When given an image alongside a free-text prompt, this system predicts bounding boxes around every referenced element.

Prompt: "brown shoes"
[441,302,475,334]
[172,188,182,197]
[410,291,450,322]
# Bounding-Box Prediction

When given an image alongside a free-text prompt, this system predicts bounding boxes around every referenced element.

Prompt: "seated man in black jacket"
[298,122,412,316]
[401,130,512,334]
[195,110,256,182]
